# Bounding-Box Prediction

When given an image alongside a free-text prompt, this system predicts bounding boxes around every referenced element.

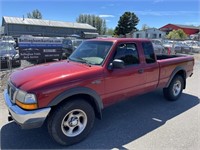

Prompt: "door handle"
[138,69,144,74]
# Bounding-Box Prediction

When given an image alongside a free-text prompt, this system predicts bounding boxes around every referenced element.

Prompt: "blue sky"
[0,0,199,30]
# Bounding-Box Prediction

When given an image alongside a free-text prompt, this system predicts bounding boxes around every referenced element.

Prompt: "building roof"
[173,24,200,29]
[2,16,97,30]
[134,28,165,33]
[160,24,200,30]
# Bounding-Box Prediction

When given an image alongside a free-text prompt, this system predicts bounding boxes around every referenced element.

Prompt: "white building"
[133,28,166,39]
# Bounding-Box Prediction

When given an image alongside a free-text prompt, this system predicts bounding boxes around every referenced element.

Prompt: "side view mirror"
[108,59,125,70]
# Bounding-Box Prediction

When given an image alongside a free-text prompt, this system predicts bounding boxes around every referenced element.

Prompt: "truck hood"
[10,60,102,91]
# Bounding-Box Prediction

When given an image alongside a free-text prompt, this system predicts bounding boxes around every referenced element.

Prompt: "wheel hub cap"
[61,109,87,137]
[173,80,181,96]
[69,117,78,127]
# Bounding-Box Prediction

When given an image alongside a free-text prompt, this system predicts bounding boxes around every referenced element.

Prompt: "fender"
[48,87,103,118]
[166,66,186,88]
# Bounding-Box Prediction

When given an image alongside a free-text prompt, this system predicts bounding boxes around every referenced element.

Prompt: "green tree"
[114,12,139,36]
[167,29,187,40]
[141,24,149,30]
[102,19,107,35]
[27,9,42,19]
[76,14,107,35]
[106,28,114,35]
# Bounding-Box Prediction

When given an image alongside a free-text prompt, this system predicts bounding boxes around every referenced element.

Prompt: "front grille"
[7,82,17,104]
[0,56,7,61]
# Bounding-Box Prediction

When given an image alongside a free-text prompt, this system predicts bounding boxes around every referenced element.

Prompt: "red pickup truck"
[4,38,194,145]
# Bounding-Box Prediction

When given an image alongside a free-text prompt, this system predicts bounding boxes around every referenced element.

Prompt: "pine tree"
[114,12,139,36]
[27,9,42,19]
[76,14,107,35]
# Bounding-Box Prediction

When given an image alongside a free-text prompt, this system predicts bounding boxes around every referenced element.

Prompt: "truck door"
[142,42,159,90]
[103,43,146,106]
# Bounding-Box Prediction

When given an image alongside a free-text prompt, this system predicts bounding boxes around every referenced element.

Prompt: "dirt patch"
[193,53,200,60]
[1,71,11,92]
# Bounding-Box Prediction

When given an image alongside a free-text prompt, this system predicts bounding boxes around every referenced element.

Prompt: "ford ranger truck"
[4,38,194,145]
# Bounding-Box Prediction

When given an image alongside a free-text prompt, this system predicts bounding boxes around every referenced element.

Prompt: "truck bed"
[156,54,184,60]
[156,54,194,88]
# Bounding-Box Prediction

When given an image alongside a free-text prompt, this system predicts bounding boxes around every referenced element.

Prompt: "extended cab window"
[113,43,139,66]
[142,42,156,64]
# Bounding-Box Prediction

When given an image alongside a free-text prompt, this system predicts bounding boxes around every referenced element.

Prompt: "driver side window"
[113,43,139,66]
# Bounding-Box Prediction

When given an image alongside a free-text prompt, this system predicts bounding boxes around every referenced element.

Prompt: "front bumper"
[4,89,51,129]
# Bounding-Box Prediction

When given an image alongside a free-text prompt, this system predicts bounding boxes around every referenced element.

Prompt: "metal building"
[1,16,98,38]
[133,28,166,39]
[159,24,199,35]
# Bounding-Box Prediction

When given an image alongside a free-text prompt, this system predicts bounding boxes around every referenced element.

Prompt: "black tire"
[47,99,95,145]
[163,75,184,101]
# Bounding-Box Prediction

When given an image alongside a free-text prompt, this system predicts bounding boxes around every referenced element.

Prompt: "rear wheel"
[163,75,184,101]
[47,99,95,145]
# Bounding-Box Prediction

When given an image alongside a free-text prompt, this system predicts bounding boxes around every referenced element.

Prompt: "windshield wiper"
[69,57,92,67]
[77,57,92,67]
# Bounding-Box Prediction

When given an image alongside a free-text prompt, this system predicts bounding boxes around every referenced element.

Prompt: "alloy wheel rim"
[173,80,181,96]
[61,109,87,137]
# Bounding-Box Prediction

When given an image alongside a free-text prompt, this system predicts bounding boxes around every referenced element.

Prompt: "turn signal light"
[16,100,38,110]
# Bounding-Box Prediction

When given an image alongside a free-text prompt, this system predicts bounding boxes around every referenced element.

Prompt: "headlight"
[25,94,37,104]
[15,90,26,102]
[4,54,11,58]
[15,90,38,110]
[14,54,19,59]
[4,54,14,59]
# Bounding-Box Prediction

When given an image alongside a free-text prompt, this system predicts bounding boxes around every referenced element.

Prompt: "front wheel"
[163,75,184,101]
[47,99,95,145]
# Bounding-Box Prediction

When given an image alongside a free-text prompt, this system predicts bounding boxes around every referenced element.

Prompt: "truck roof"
[87,38,151,43]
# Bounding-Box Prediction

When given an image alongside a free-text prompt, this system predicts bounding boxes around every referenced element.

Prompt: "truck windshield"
[69,41,113,65]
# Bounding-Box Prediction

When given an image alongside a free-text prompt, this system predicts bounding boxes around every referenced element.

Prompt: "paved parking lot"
[0,55,199,149]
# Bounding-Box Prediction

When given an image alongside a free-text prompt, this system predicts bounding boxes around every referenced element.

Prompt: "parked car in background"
[151,39,165,54]
[193,41,200,53]
[162,40,177,55]
[174,42,192,54]
[62,38,84,58]
[1,36,16,47]
[184,40,200,53]
[0,42,21,69]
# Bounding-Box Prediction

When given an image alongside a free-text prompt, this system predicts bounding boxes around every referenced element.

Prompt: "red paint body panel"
[157,55,194,88]
[10,61,104,108]
[9,38,194,109]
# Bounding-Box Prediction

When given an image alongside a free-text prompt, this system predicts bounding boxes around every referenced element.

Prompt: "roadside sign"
[18,36,63,60]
